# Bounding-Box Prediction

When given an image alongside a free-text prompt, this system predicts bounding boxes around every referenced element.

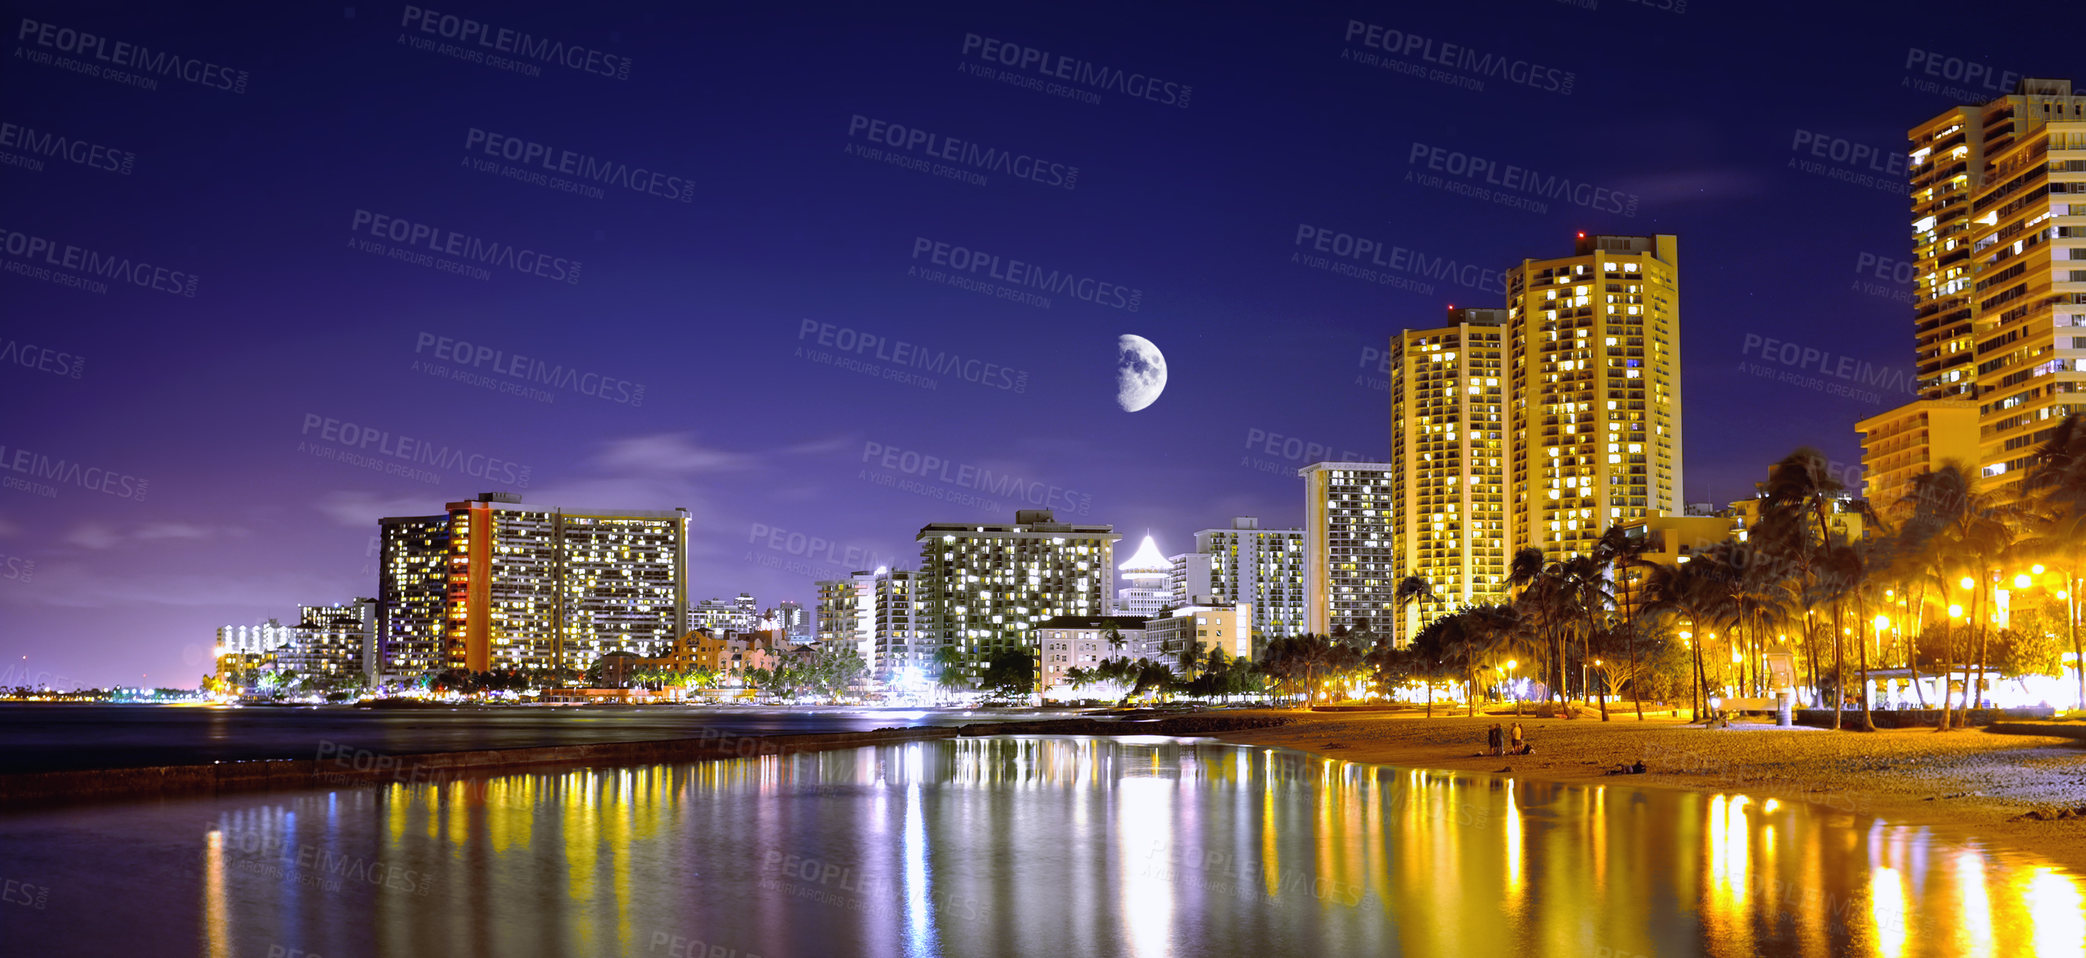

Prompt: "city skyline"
[3,1,2080,687]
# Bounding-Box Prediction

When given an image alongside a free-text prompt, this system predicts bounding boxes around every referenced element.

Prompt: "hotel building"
[1504,233,1682,559]
[1116,535,1172,618]
[1299,462,1398,639]
[1171,517,1304,654]
[1389,307,1512,642]
[1855,399,1982,513]
[377,492,688,676]
[1894,77,2086,503]
[916,510,1118,660]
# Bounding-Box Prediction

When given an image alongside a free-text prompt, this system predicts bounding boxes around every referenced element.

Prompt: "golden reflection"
[1953,847,1993,958]
[202,828,227,958]
[2020,868,2086,958]
[1868,865,1907,958]
[1262,750,1280,900]
[1504,780,1522,897]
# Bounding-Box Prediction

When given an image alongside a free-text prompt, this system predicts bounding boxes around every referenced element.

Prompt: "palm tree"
[1648,558,1732,722]
[1396,575,1437,646]
[2024,414,2086,712]
[1599,525,1656,721]
[1757,447,1848,725]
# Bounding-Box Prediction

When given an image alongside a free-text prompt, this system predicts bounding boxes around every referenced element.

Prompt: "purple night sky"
[0,0,2071,686]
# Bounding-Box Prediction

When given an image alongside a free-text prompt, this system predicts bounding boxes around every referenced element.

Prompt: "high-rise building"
[916,509,1118,660]
[1389,308,1512,642]
[775,600,811,643]
[733,592,758,632]
[1904,78,2086,503]
[1505,233,1681,560]
[1856,399,1982,514]
[375,515,449,676]
[1167,551,1214,610]
[1115,534,1172,618]
[1299,462,1397,639]
[814,576,863,647]
[814,568,920,678]
[217,599,378,688]
[688,597,737,634]
[377,493,688,676]
[872,569,919,678]
[1172,518,1305,654]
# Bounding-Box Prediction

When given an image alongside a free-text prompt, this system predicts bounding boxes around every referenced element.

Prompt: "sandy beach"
[1200,707,2086,874]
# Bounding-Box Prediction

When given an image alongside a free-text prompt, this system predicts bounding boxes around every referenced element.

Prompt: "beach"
[1202,707,2086,874]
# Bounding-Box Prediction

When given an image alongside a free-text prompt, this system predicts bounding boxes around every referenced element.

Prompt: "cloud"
[61,521,247,549]
[64,524,122,550]
[594,434,763,474]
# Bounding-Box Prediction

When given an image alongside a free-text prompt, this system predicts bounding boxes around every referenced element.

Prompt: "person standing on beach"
[1510,722,1524,754]
[1488,724,1502,756]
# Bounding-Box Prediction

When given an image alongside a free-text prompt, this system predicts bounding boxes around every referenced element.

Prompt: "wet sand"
[1199,707,2086,874]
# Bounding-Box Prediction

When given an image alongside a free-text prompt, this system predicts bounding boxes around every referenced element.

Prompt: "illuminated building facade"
[1175,517,1304,654]
[916,510,1118,661]
[1908,78,2086,502]
[1505,233,1682,561]
[1299,462,1397,639]
[377,493,688,676]
[1856,399,1982,513]
[1115,534,1172,618]
[1389,307,1511,643]
[216,599,377,687]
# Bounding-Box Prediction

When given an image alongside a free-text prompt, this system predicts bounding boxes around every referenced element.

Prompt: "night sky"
[0,0,2072,687]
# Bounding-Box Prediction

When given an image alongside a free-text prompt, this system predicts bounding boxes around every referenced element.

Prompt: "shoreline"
[7,705,2082,876]
[0,713,1283,809]
[1193,708,2086,876]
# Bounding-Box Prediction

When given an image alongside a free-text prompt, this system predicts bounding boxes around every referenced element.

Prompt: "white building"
[1116,534,1172,618]
[1300,462,1399,639]
[1176,517,1304,654]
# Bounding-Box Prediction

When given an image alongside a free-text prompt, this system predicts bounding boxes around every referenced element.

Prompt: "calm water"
[1,737,2080,958]
[0,704,1087,772]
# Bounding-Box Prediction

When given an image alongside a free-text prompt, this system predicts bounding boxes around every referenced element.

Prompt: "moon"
[1116,334,1166,412]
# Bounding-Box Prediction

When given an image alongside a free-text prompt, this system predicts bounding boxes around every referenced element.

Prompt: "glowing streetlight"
[1872,614,1890,632]
[2014,573,2033,590]
[1960,576,1976,591]
[1949,604,1964,619]
[2033,564,2046,575]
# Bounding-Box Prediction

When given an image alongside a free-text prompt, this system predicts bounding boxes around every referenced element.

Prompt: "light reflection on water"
[0,736,2079,957]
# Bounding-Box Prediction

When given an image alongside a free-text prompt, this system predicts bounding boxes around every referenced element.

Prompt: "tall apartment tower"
[1298,462,1398,640]
[1116,535,1172,618]
[1176,517,1306,653]
[1905,78,2086,502]
[1388,307,1512,643]
[377,493,688,676]
[1505,233,1682,560]
[915,510,1118,660]
[872,569,918,677]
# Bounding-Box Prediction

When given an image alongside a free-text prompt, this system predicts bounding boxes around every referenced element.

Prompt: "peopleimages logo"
[0,228,198,297]
[0,337,85,379]
[1292,224,1507,296]
[0,120,135,175]
[462,128,693,202]
[1342,20,1573,95]
[0,443,148,500]
[414,333,645,405]
[399,6,631,80]
[298,414,532,487]
[796,320,1028,393]
[845,114,1078,190]
[349,209,581,285]
[1408,142,1638,215]
[15,18,251,93]
[910,237,1141,312]
[958,33,1190,108]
